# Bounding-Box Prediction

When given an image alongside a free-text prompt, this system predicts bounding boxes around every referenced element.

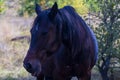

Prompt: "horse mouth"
[25,68,40,77]
[31,72,40,77]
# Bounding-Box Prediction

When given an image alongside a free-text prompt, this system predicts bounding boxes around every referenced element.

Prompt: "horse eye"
[35,24,39,31]
[36,26,39,31]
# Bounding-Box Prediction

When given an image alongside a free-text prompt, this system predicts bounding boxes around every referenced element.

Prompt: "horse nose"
[23,62,32,71]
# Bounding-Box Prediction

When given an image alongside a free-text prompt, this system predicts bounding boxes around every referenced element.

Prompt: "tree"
[18,0,89,16]
[56,0,88,15]
[92,0,120,80]
[0,0,6,14]
[85,0,100,12]
[18,0,36,16]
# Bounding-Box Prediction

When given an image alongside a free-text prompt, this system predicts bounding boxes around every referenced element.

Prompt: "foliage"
[0,0,6,14]
[55,0,88,15]
[92,0,120,80]
[18,0,35,16]
[85,0,100,12]
[18,0,89,16]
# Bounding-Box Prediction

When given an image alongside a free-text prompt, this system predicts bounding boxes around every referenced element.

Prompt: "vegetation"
[18,0,35,16]
[0,0,6,14]
[91,0,120,80]
[85,0,100,12]
[18,0,89,16]
[0,17,35,80]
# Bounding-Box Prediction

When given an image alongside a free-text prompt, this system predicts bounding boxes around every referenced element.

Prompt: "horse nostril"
[24,63,32,70]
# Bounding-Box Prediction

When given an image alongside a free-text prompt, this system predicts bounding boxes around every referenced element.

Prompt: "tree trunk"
[99,68,109,80]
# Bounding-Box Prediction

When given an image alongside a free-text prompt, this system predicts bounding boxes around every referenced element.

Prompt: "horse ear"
[48,2,58,20]
[35,3,41,15]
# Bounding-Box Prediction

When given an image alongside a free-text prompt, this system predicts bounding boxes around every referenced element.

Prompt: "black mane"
[54,6,86,54]
[54,6,98,65]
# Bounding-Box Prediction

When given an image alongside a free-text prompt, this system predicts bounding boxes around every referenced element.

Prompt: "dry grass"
[0,16,36,80]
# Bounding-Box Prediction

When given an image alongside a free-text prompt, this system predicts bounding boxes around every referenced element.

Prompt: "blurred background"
[0,0,120,80]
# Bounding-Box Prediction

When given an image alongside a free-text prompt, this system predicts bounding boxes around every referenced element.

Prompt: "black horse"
[23,2,98,80]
